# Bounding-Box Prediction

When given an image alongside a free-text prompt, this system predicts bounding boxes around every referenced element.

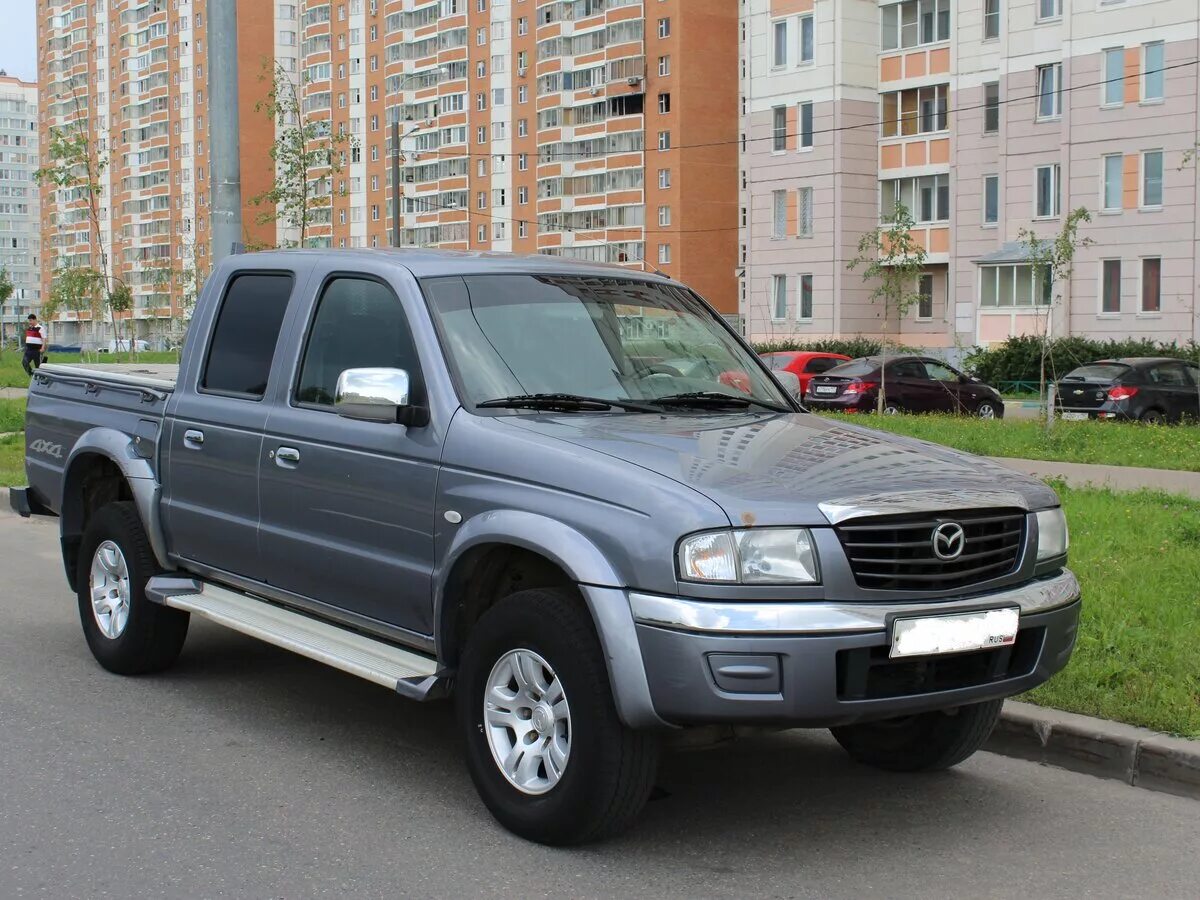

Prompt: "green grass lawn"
[1028,484,1200,737]
[0,399,26,434]
[0,434,23,488]
[843,413,1200,472]
[0,350,179,388]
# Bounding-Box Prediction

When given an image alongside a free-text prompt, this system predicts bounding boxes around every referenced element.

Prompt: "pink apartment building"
[739,0,1200,351]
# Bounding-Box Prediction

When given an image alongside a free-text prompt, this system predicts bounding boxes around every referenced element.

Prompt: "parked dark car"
[759,351,852,395]
[1055,358,1200,424]
[805,356,1005,418]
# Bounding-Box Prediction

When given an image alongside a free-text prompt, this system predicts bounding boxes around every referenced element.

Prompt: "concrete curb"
[986,700,1200,801]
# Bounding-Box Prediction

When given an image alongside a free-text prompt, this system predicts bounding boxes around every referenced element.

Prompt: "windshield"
[1061,364,1130,382]
[421,274,791,410]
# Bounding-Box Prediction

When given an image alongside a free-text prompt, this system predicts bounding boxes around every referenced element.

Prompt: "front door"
[886,359,935,412]
[161,272,297,580]
[923,360,970,414]
[257,276,441,637]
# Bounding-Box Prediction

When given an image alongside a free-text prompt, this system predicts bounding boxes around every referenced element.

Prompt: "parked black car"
[804,356,1005,418]
[1055,358,1200,424]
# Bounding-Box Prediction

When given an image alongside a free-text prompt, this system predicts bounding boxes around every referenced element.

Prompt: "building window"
[798,186,813,237]
[1142,150,1163,207]
[1102,154,1123,211]
[659,168,671,189]
[799,102,813,148]
[880,0,951,51]
[799,274,814,321]
[983,174,999,225]
[1141,258,1161,312]
[519,153,528,171]
[658,17,670,38]
[772,275,788,320]
[881,84,947,136]
[1102,48,1124,106]
[658,205,671,226]
[1101,259,1122,313]
[881,175,949,223]
[772,106,787,151]
[658,56,670,76]
[518,186,528,204]
[983,82,1000,133]
[917,274,934,319]
[658,243,671,264]
[772,19,787,67]
[1038,0,1061,20]
[658,131,671,150]
[1143,42,1165,101]
[772,190,787,239]
[979,264,1052,307]
[1036,63,1062,119]
[983,0,999,40]
[518,220,527,239]
[1035,164,1061,218]
[658,92,671,114]
[799,14,814,64]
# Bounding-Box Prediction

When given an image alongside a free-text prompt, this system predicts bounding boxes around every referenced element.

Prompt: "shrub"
[750,337,921,359]
[963,335,1200,385]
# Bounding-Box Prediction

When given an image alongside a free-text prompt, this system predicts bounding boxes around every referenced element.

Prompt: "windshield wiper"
[477,393,661,413]
[648,391,792,413]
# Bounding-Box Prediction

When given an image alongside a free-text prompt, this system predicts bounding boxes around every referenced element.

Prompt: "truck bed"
[40,362,179,391]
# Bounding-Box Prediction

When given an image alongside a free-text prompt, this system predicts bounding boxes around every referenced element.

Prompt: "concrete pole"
[209,0,243,264]
[391,120,402,248]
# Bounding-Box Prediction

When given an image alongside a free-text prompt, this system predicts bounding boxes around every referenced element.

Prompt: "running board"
[146,576,446,700]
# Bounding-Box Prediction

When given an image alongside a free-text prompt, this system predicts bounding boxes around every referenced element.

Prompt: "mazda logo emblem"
[932,522,966,560]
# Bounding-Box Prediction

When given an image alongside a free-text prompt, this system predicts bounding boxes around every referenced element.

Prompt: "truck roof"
[236,247,674,283]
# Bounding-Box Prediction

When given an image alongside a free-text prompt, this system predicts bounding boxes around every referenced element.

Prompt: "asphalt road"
[2,511,1197,900]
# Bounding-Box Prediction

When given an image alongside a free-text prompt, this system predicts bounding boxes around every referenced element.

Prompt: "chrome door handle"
[183,429,205,448]
[275,446,301,466]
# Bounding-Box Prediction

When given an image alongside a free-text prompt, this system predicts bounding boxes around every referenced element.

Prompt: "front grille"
[835,508,1026,592]
[836,627,1044,701]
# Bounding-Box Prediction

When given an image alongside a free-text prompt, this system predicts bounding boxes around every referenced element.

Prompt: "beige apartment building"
[37,0,738,346]
[739,0,1200,352]
[0,74,40,348]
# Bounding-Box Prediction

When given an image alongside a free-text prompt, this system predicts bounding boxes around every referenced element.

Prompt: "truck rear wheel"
[830,698,1003,772]
[457,587,659,845]
[76,502,189,675]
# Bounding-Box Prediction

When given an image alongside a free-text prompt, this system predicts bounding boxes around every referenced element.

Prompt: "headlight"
[1035,508,1069,561]
[678,528,819,584]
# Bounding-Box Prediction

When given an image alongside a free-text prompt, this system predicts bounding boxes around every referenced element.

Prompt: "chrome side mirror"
[335,368,417,424]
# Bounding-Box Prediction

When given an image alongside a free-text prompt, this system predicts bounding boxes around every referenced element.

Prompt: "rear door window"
[1147,363,1189,386]
[201,273,295,398]
[804,357,842,374]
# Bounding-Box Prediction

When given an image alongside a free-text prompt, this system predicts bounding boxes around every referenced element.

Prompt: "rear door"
[1145,362,1194,422]
[161,270,298,579]
[256,273,442,637]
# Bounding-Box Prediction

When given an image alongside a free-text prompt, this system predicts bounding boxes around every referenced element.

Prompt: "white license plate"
[814,385,838,395]
[1062,411,1090,421]
[890,608,1019,659]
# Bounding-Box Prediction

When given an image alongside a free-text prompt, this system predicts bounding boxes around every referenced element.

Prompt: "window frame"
[798,186,813,237]
[916,273,934,320]
[798,13,814,65]
[1139,256,1161,314]
[772,105,787,153]
[772,19,788,68]
[1101,48,1124,107]
[1141,149,1163,208]
[983,82,1000,134]
[798,273,814,322]
[771,189,787,240]
[1034,163,1061,219]
[198,270,296,401]
[983,174,999,226]
[1036,63,1063,121]
[290,272,423,412]
[1036,0,1062,23]
[1101,153,1123,211]
[1100,258,1122,315]
[798,101,814,149]
[983,0,999,40]
[771,274,788,321]
[1141,41,1165,103]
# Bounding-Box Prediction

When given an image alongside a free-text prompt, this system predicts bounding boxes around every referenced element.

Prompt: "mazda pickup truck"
[11,250,1080,844]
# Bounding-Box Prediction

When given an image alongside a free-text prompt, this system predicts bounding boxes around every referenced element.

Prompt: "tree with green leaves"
[250,62,353,248]
[35,100,134,352]
[848,202,929,413]
[0,266,13,351]
[1016,206,1093,428]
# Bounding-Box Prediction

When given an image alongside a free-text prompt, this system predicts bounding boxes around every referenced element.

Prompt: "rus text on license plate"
[1061,411,1090,421]
[890,607,1019,659]
[814,385,837,395]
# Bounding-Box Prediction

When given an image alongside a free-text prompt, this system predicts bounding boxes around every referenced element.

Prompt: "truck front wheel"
[76,502,189,675]
[830,699,1003,772]
[457,587,659,845]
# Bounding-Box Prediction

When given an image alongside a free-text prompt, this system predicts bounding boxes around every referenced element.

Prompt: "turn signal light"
[1107,386,1138,401]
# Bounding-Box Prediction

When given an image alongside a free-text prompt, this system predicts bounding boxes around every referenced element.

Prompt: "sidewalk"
[989,457,1200,499]
[0,387,27,400]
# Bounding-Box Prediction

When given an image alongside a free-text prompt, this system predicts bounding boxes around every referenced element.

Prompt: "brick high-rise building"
[0,74,40,347]
[38,0,739,346]
[739,0,1200,351]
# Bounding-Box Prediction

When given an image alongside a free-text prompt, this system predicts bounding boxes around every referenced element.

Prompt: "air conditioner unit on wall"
[626,76,642,86]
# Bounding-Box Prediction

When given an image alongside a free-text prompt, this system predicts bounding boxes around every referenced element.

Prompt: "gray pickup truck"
[12,250,1079,844]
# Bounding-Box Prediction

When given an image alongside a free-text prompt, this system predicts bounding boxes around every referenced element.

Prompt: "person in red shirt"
[22,314,45,376]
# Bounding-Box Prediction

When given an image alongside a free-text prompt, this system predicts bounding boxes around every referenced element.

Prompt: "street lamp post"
[391,67,449,248]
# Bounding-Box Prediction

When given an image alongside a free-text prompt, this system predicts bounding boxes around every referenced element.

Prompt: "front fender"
[60,428,172,572]
[435,510,670,730]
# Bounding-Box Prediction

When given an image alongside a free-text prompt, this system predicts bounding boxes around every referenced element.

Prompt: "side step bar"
[146,576,448,701]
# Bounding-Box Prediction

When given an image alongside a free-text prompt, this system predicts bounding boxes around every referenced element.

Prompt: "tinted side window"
[296,278,420,406]
[766,354,796,370]
[202,273,294,397]
[1187,365,1200,387]
[1147,363,1188,386]
[804,357,841,374]
[890,360,928,379]
[924,362,958,382]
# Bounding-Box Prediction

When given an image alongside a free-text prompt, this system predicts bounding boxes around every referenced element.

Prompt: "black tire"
[457,587,659,845]
[1139,408,1165,426]
[830,698,1003,772]
[76,501,189,675]
[976,400,1000,420]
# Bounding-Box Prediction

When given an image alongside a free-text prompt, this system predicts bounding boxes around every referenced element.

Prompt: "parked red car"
[759,351,852,396]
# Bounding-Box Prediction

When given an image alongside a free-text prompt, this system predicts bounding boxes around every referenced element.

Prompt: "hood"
[503,412,1058,527]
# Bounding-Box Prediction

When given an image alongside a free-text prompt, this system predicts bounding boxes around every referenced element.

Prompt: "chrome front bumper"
[629,569,1080,635]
